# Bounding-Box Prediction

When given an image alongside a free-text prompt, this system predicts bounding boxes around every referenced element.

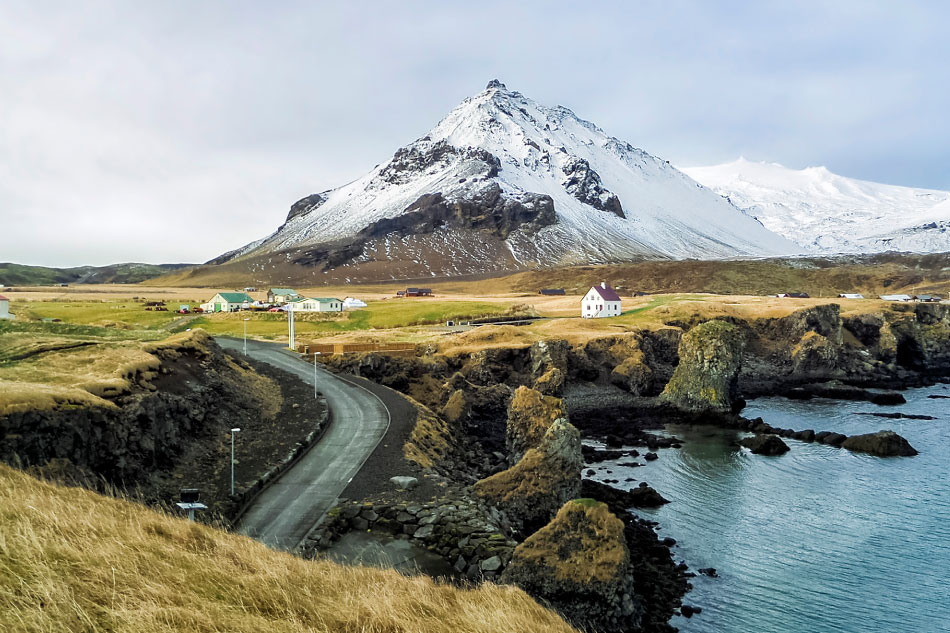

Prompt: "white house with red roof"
[582,282,622,318]
[0,295,12,320]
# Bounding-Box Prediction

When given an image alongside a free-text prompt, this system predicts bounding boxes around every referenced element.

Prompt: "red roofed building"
[0,294,12,320]
[581,282,622,318]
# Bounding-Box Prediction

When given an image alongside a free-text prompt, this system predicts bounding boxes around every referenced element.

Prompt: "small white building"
[267,288,299,305]
[838,293,865,299]
[200,292,252,313]
[880,294,913,302]
[582,282,622,318]
[0,294,13,320]
[292,297,343,312]
[343,297,368,309]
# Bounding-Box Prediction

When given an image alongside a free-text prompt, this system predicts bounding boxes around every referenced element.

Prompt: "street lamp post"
[230,427,241,496]
[243,318,250,355]
[288,303,295,350]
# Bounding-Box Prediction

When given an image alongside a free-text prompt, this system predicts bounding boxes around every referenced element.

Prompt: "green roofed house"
[200,292,252,313]
[292,297,343,312]
[267,288,300,305]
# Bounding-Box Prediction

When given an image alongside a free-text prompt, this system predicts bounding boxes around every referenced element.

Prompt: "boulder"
[841,430,918,457]
[817,432,847,446]
[389,476,419,490]
[474,419,582,535]
[629,485,669,508]
[870,391,907,406]
[506,386,565,462]
[501,500,641,632]
[739,434,789,456]
[660,320,746,413]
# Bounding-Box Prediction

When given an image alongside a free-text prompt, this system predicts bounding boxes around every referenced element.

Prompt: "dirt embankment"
[0,331,323,518]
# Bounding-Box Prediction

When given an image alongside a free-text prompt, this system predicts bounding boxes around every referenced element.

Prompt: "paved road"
[216,338,390,551]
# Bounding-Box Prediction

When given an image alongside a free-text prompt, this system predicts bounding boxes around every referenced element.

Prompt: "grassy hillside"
[0,262,192,286]
[0,464,577,633]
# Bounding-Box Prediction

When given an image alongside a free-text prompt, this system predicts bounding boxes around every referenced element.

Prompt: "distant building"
[880,294,913,302]
[582,282,622,318]
[0,295,13,320]
[292,297,343,312]
[200,292,252,313]
[631,291,651,297]
[403,288,432,297]
[838,293,865,299]
[343,297,368,309]
[778,292,810,298]
[914,294,942,303]
[539,288,565,296]
[267,288,299,304]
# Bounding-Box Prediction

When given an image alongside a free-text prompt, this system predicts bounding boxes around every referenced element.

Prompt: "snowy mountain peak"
[219,83,798,277]
[683,160,950,254]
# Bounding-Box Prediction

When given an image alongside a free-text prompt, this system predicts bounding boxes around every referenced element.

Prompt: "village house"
[881,294,913,302]
[581,282,622,318]
[915,294,943,303]
[777,292,810,298]
[0,295,13,320]
[838,293,865,299]
[539,288,565,296]
[267,288,300,304]
[398,288,432,297]
[200,292,252,313]
[291,297,343,312]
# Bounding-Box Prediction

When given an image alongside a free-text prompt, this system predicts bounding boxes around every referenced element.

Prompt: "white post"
[230,427,241,496]
[288,304,295,350]
[314,352,320,398]
[243,318,250,355]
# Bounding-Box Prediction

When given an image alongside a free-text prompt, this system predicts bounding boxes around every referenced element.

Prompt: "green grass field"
[10,298,523,340]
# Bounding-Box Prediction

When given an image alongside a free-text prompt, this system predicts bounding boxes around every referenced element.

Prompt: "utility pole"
[243,317,250,355]
[314,352,320,398]
[230,428,241,496]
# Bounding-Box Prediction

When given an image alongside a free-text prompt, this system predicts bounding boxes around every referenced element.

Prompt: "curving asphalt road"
[215,337,390,551]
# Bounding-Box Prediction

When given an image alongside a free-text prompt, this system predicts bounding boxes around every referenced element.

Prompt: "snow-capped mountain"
[218,82,797,278]
[682,158,950,254]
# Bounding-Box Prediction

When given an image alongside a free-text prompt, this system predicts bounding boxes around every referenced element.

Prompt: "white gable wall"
[581,288,621,318]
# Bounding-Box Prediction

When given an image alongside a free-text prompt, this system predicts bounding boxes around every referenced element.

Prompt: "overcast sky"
[2,1,948,267]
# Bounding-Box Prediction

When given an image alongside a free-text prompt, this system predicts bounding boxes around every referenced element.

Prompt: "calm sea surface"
[586,383,950,633]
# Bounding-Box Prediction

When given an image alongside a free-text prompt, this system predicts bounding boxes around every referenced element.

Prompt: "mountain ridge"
[210,81,796,280]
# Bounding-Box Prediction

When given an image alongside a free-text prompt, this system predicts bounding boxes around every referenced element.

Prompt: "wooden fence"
[296,342,416,356]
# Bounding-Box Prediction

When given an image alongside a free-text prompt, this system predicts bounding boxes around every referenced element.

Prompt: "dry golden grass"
[403,397,457,469]
[0,330,212,415]
[0,463,579,633]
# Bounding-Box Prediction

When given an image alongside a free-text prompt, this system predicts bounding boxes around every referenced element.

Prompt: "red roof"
[591,284,621,302]
[0,295,8,301]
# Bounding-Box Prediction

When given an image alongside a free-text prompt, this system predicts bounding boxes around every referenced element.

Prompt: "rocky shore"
[312,301,950,631]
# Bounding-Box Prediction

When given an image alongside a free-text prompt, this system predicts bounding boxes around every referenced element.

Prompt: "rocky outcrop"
[841,430,918,457]
[284,192,327,224]
[474,419,582,535]
[561,157,625,218]
[501,499,641,632]
[529,339,569,395]
[506,386,565,463]
[661,320,746,413]
[403,398,464,472]
[740,434,790,456]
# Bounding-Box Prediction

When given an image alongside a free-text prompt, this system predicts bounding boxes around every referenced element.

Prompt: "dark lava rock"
[697,567,718,577]
[586,469,596,476]
[841,430,919,457]
[605,434,624,449]
[582,445,626,463]
[630,485,670,508]
[818,432,847,446]
[858,412,937,420]
[617,462,642,468]
[739,434,790,456]
[783,387,813,400]
[644,452,659,461]
[792,429,816,442]
[870,392,907,406]
[927,394,950,399]
[681,604,700,618]
[661,537,677,547]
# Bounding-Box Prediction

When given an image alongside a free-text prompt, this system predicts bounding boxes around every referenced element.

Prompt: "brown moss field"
[0,463,579,633]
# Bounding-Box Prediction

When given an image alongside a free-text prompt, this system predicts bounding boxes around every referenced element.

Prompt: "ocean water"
[585,384,950,633]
